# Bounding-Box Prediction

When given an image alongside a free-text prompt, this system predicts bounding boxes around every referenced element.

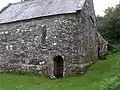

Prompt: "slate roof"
[0,0,85,24]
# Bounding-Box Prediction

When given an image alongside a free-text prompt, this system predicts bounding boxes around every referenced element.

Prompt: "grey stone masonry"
[0,0,107,77]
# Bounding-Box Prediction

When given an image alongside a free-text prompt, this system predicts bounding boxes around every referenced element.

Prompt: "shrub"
[99,60,120,90]
[108,44,120,53]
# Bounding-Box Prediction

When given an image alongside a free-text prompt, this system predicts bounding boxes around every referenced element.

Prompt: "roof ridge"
[10,0,39,5]
[0,3,11,14]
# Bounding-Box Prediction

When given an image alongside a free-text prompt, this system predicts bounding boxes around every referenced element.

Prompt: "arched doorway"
[53,56,63,78]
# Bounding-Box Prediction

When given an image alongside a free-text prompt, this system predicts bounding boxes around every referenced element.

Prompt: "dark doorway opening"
[54,56,63,78]
[98,47,100,59]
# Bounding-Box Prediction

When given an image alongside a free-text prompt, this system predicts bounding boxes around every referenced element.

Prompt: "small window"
[41,26,46,44]
[90,16,94,24]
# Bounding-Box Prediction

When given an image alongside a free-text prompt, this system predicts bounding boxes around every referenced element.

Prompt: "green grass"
[0,52,120,90]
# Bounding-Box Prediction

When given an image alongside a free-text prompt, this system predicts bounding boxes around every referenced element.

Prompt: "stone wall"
[98,33,108,60]
[0,19,49,74]
[0,0,98,76]
[63,0,98,76]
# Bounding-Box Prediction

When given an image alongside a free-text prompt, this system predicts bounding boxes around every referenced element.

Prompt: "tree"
[97,4,120,44]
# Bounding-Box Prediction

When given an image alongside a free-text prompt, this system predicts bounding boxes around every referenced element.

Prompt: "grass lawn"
[0,52,120,90]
